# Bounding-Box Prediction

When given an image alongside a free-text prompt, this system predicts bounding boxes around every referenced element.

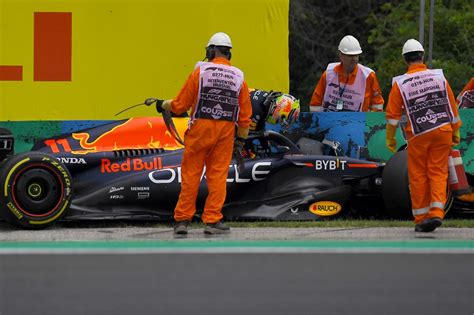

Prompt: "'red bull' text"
[101,157,163,173]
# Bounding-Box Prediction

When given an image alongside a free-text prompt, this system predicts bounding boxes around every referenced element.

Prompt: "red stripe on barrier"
[34,12,72,81]
[0,66,23,81]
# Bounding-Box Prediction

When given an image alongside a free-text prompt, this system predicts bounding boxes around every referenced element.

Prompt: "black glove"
[233,137,246,153]
[263,90,282,107]
[155,100,165,113]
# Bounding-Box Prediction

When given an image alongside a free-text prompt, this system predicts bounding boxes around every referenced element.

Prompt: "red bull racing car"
[0,117,472,229]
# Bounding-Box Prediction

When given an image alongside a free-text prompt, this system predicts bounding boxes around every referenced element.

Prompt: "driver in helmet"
[239,89,300,158]
[249,89,300,133]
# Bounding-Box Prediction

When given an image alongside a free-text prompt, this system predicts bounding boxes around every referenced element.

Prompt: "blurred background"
[289,0,473,110]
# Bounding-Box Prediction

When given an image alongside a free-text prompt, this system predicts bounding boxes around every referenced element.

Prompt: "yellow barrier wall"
[0,0,289,120]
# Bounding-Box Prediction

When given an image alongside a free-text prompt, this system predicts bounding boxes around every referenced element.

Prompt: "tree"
[366,0,474,100]
[289,0,387,109]
[289,0,474,109]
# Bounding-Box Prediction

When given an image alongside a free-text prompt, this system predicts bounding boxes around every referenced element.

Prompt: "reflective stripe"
[412,207,429,216]
[431,201,445,209]
[310,106,323,112]
[370,104,384,110]
[387,119,399,126]
[452,117,460,124]
[453,157,463,165]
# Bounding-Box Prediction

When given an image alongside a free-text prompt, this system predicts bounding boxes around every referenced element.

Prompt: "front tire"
[0,152,73,229]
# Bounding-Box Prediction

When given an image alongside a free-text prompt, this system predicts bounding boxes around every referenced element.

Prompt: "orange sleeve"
[309,71,327,107]
[170,68,200,115]
[368,72,385,112]
[385,83,404,124]
[237,80,252,128]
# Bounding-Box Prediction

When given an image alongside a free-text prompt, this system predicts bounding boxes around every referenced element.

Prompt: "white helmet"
[338,35,362,55]
[402,39,424,55]
[207,32,232,48]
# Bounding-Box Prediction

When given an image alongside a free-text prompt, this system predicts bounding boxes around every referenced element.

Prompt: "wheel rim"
[27,182,43,198]
[11,164,64,217]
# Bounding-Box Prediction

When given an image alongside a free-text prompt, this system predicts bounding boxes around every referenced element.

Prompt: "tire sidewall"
[382,150,412,219]
[0,152,73,229]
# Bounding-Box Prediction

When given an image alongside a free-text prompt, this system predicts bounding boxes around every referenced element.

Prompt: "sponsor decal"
[57,157,86,164]
[101,157,162,173]
[7,202,23,219]
[148,161,272,184]
[200,104,234,120]
[402,76,415,85]
[413,95,428,104]
[315,159,347,171]
[309,201,342,216]
[207,88,222,94]
[109,186,124,194]
[290,207,299,215]
[295,160,377,169]
[131,187,150,191]
[416,109,448,124]
[45,158,72,188]
[110,195,124,200]
[137,192,150,200]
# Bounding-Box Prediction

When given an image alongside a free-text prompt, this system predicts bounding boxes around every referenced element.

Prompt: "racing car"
[0,117,472,229]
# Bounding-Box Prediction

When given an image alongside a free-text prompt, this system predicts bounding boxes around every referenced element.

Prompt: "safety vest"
[322,63,373,112]
[193,62,243,122]
[393,69,454,136]
[459,90,474,109]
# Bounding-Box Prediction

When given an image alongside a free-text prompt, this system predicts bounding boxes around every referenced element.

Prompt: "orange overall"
[386,64,462,224]
[310,63,384,112]
[169,57,252,224]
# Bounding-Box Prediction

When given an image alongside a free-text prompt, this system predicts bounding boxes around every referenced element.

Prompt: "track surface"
[1,223,473,315]
[1,251,473,315]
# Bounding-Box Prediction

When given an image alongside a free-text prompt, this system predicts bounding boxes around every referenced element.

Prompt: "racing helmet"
[267,94,300,127]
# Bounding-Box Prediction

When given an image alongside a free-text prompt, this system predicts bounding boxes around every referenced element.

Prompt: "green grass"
[56,219,474,229]
[224,219,474,228]
[52,218,474,229]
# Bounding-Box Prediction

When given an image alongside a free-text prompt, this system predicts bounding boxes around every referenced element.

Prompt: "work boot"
[204,221,230,235]
[174,221,190,235]
[414,217,443,232]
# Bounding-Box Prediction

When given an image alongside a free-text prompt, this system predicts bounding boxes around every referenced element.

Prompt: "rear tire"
[382,151,411,219]
[0,152,73,229]
[382,150,453,219]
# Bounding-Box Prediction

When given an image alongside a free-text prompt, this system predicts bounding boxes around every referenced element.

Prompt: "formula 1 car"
[0,117,472,229]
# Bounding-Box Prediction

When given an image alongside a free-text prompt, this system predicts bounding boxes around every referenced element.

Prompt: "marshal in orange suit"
[158,32,252,235]
[385,39,462,233]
